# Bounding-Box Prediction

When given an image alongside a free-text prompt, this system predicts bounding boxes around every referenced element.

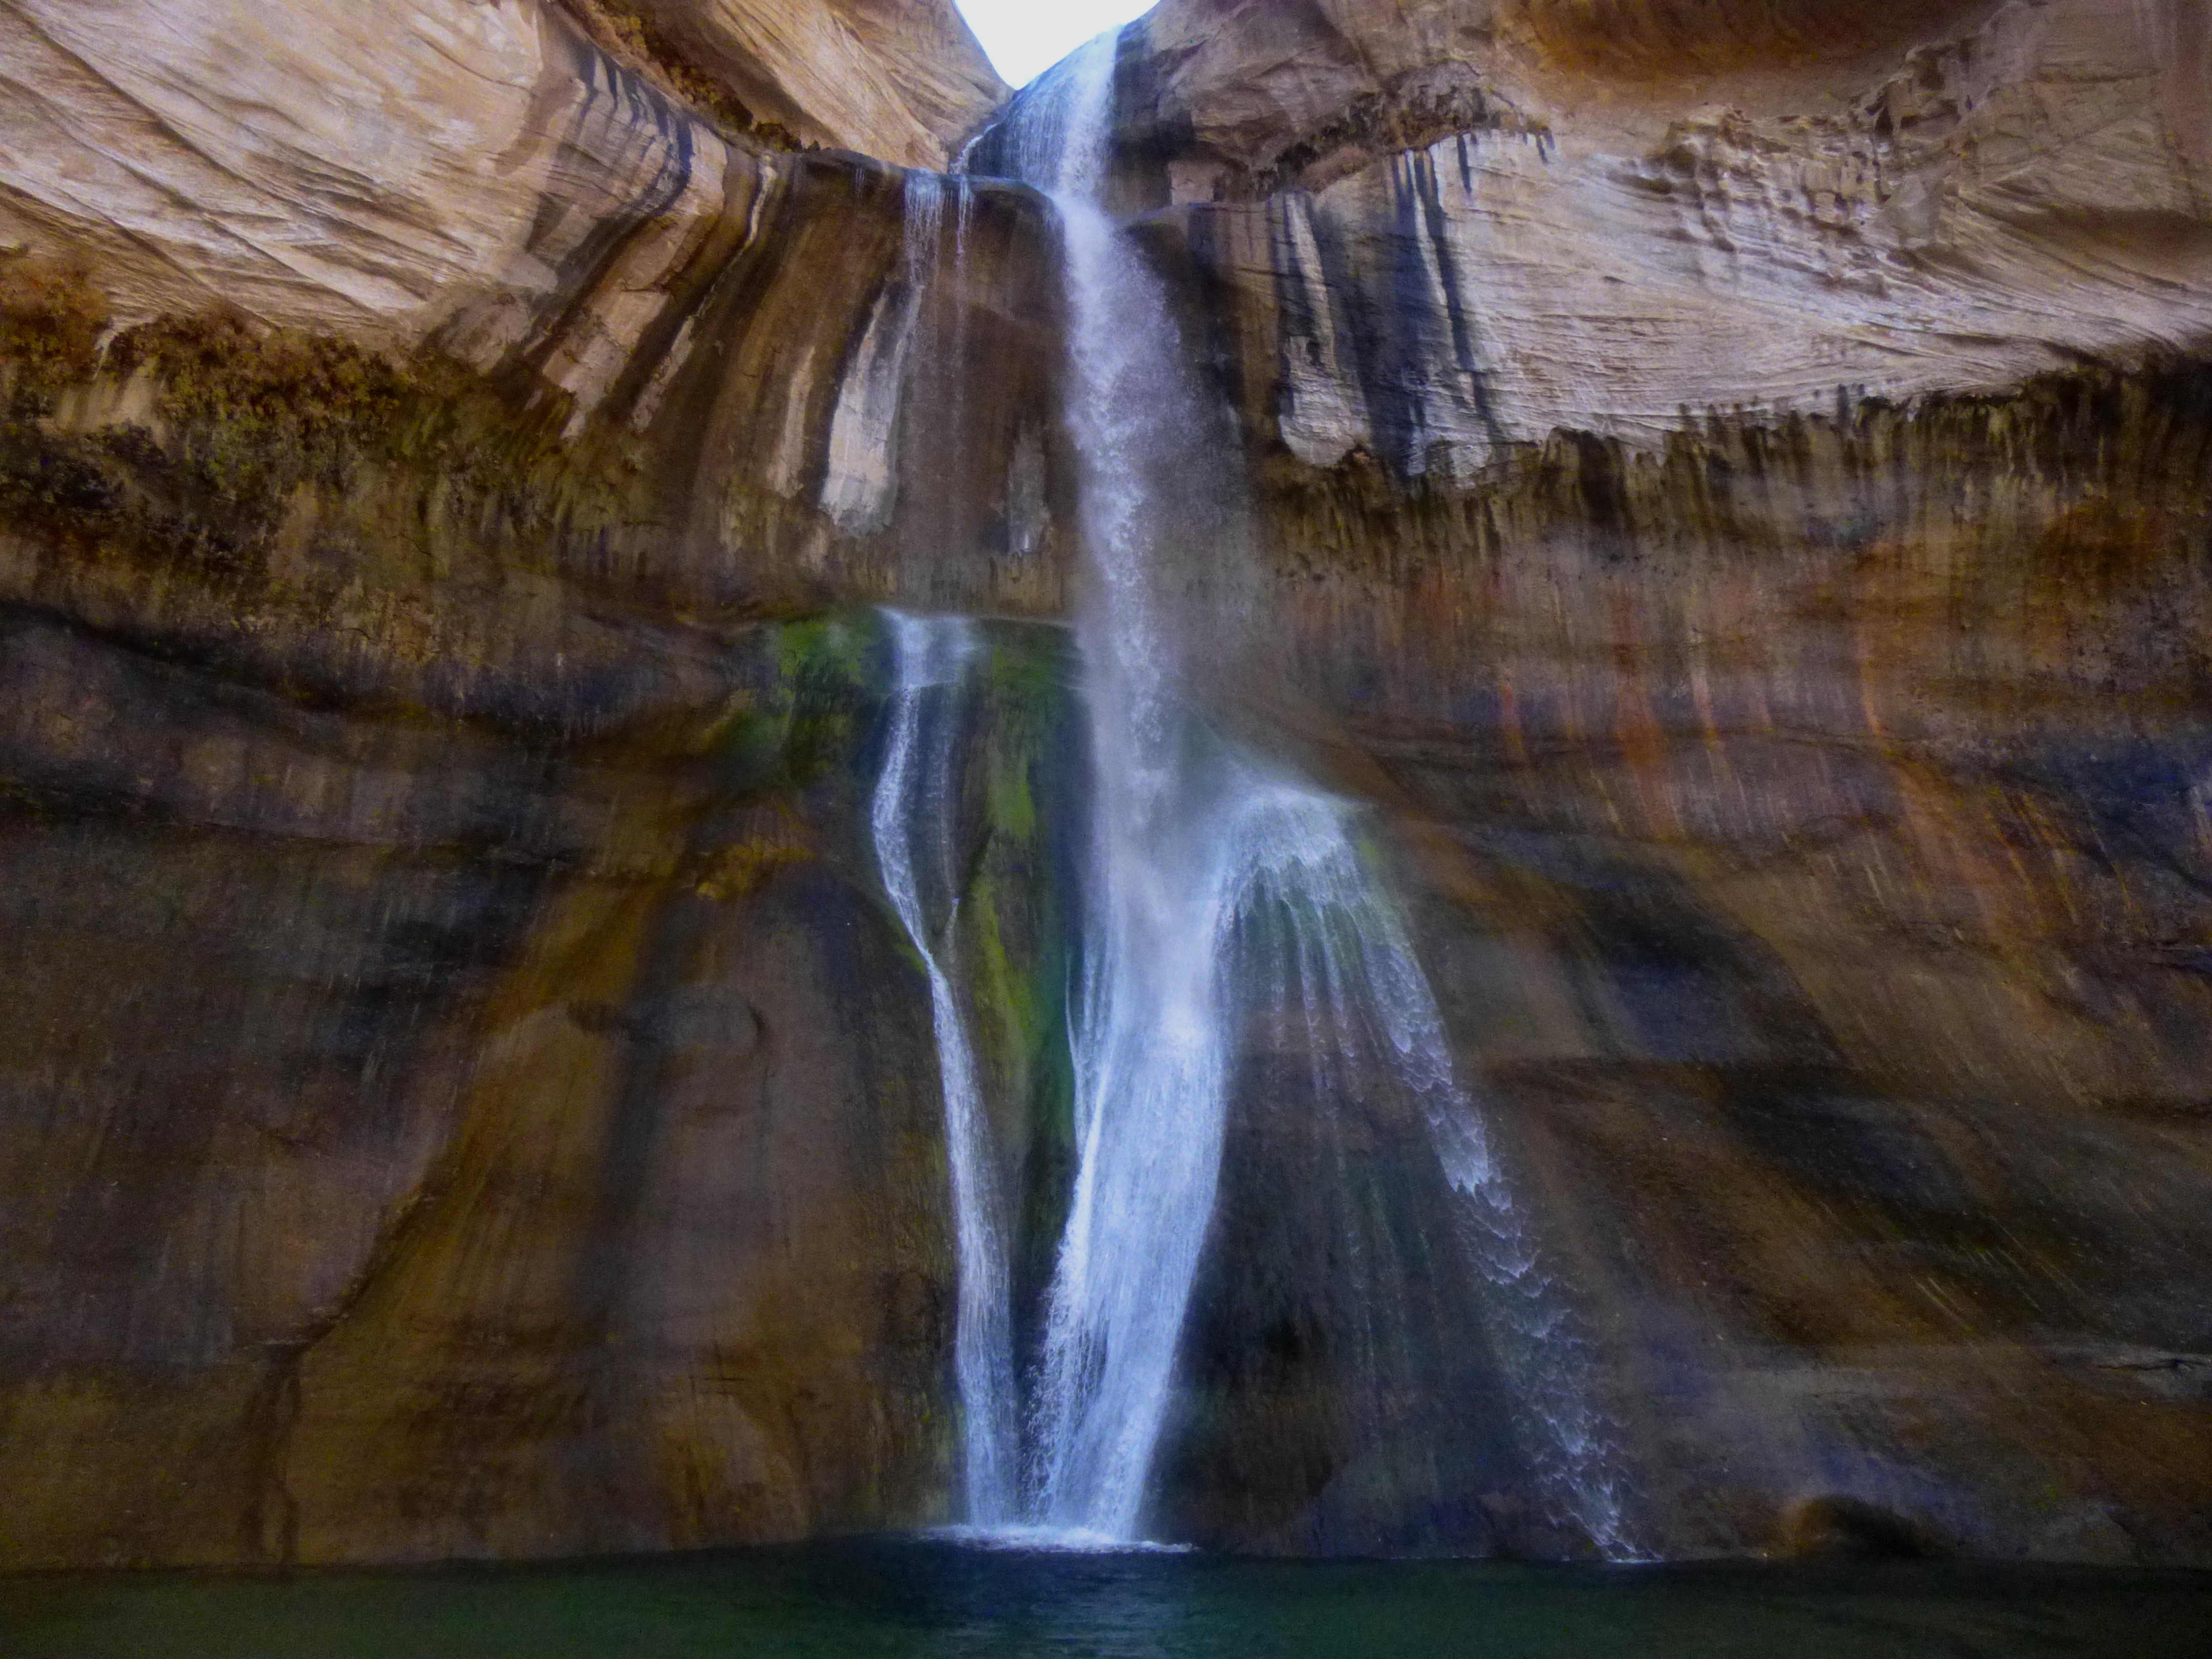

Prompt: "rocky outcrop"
[0,0,1000,337]
[0,408,1086,1563]
[1109,0,2212,471]
[568,0,1004,164]
[0,0,1068,1568]
[949,0,2212,1563]
[1010,0,2212,1561]
[1196,363,2212,1560]
[2,0,1076,620]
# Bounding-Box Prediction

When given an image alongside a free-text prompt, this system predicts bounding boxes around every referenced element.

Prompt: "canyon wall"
[1,0,2209,1566]
[0,0,1077,1567]
[1095,0,2212,1559]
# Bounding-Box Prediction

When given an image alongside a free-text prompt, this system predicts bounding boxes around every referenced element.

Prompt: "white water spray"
[990,35,1249,1541]
[1222,781,1631,1556]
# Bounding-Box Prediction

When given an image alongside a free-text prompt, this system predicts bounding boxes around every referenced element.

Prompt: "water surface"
[6,1540,2208,1658]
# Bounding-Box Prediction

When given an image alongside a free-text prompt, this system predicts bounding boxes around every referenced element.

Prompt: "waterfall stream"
[876,27,1630,1555]
[869,612,1020,1525]
[994,34,1250,1542]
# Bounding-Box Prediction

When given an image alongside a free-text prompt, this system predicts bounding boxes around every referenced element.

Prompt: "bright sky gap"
[954,0,1160,89]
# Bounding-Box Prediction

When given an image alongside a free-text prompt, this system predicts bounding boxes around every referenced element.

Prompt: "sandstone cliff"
[569,0,1005,164]
[0,0,1064,1568]
[1,0,2209,1570]
[1059,0,2212,1559]
[1102,0,2212,469]
[0,0,1001,333]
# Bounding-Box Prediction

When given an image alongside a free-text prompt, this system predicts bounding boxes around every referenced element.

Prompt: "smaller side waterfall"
[869,611,1020,1523]
[1239,794,1632,1557]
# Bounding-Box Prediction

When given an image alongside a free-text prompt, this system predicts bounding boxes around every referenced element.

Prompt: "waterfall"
[889,27,1636,1555]
[869,611,1020,1524]
[988,35,1245,1542]
[1231,790,1632,1557]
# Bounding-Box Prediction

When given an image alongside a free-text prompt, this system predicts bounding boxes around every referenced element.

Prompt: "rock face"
[1107,0,2212,467]
[2,0,2211,1571]
[573,0,1005,164]
[0,0,1001,334]
[0,0,1061,1568]
[1219,368,2212,1561]
[1055,0,2212,1561]
[3,0,1073,610]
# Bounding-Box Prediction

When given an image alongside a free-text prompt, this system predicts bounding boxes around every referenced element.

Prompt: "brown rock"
[1112,0,2211,462]
[1778,1494,1947,1560]
[576,0,1004,165]
[0,0,999,348]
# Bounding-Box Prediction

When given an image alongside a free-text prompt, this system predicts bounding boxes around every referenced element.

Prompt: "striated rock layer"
[0,274,1086,1562]
[1204,366,2212,1560]
[0,0,2208,1569]
[579,0,1007,163]
[1113,0,2212,465]
[1079,0,2212,1561]
[0,0,1002,329]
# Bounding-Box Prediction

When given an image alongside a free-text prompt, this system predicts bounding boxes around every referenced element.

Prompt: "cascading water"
[873,26,1634,1554]
[1219,772,1630,1556]
[869,611,1020,1524]
[991,35,1252,1542]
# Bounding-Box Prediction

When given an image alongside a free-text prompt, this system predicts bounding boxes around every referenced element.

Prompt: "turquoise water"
[5,1541,2209,1658]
